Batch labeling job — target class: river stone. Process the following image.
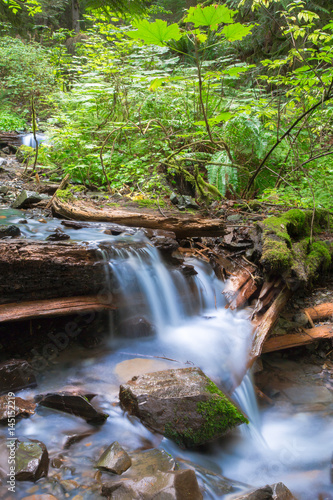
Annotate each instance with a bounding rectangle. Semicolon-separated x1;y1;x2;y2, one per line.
0;359;37;395
0;395;36;422
22;496;59;500
96;441;131;475
234;482;297;500
101;468;202;499
11;190;42;209
35;392;108;424
119;367;248;448
129;448;175;476
0;224;20;238
16;439;49;482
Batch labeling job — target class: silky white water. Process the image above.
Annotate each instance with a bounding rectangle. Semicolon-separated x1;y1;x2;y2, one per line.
0;209;332;499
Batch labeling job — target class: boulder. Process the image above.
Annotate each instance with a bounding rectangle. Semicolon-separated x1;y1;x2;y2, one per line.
11;190;43;209
16;439;49;482
35;392;108;424
0;359;36;395
101;468;203;499
234;482;297;500
0;225;21;238
96;441;131;475
0;395;36;422
119;367;248;448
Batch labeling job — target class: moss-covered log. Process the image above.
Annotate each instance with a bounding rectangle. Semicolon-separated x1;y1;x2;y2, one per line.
258;209;332;286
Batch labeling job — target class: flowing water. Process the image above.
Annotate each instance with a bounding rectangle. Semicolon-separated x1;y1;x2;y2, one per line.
0;209;332;499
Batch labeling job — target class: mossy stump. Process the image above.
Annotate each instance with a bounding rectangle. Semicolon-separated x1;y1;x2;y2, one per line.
119;367;248;448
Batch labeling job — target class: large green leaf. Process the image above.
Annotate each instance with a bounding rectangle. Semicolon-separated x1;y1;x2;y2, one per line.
184;5;235;30
221;23;253;42
128;19;182;47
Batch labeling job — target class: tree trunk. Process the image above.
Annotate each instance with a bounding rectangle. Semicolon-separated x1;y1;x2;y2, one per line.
72;0;80;33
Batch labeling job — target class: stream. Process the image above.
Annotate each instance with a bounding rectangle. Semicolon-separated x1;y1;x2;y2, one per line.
0;209;332;499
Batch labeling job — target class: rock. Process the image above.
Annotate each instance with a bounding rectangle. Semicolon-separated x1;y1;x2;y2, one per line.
0;224;21;238
150;235;179;254
0;359;37;395
96;441;131;475
16;439;49;482
63;428;96;449
22;496;59;500
129;448;175;476
0;185;9;194
119;367;248;448
46;228;70;241
101;468;202;499
0;395;36;422
227;214;242;223
11;190;42;209
234;482;297;500
35;392;108;424
170;192;179;205
120;316;156;338
182;195;199;209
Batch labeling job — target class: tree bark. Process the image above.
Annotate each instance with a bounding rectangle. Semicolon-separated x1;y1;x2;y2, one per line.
72;0;80;33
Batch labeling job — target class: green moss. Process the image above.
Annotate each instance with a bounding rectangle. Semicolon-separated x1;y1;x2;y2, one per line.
261;239;294;272
306;241;331;278
56;189;74;202
164;381;248;448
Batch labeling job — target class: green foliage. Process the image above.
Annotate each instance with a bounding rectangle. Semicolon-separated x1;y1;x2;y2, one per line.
0;35;56;115
0;108;26;131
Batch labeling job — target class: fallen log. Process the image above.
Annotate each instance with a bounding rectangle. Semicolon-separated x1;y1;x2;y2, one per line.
0;239;107;304
250;287;293;360
0;296;116;323
303;302;333;321
262;325;333;353
52;197;225;238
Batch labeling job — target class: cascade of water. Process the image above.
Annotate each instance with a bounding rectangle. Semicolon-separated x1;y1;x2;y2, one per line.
20;132;46;148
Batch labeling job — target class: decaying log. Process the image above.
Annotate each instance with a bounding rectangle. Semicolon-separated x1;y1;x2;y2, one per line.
303;302;333;321
262;325;333;353
0;296;116;323
229;277;258;310
0;132;21;149
52;197;225;238
250;287;293;360
0;239;107;304
223;266;256;304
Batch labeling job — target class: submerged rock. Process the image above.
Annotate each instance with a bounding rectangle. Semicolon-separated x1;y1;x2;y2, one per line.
0;395;36;422
234;482;297;499
129;448;175;476
0;359;36;395
119;367;248;448
120;316;156;338
0;224;21;238
16;439;49;482
35;392;108;424
11;190;43;209
101;468;203;499
96;441;131;475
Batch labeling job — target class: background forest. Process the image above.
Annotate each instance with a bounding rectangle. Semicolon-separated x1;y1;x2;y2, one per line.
1;0;333;209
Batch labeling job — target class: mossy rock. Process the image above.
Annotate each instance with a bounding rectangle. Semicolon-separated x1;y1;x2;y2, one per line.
259;209;332;283
119;367;247;448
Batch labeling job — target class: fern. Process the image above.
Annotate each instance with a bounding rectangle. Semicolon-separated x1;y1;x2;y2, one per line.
206;151;238;196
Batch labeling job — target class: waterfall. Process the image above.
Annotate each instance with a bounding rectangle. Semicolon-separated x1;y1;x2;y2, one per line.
20;132;46;148
99;238;256;414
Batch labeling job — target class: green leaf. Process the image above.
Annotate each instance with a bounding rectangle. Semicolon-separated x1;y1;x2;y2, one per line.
127;19;182;47
184;5;235;30
221;23;253;42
